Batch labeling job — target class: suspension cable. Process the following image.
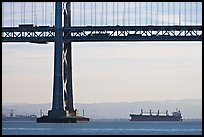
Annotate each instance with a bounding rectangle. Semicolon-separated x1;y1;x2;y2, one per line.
95;2;96;26
190;2;192;25
12;2;15;26
53;2;54;26
24;2;25;24
135;2;136;26
42;2;44;25
21;3;23;24
196;2;198;26
146;2;147;26
2;2;4;26
80;2;82;26
106;2;107;25
156;2;158;26
123;2;125;26
10;2;12;26
168;2;169;26
84;2;85;26
31;2;33;24
72;2;74;26
128;2;130;26
162;2;163;26
184;2;186;26
51;11;52;26
117;2;118;25
45;2;47;25
113;2;114;25
179;2;181;25
91;2;92;25
102;2;104;25
34;2;37;25
13;2;15;26
139;2;141;26
173;2;175;26
150;2;152;25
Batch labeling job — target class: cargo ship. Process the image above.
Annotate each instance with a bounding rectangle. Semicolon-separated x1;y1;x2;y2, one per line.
130;109;182;121
2;110;37;121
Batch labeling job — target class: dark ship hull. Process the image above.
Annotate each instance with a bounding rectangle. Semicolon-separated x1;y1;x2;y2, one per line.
130;114;182;121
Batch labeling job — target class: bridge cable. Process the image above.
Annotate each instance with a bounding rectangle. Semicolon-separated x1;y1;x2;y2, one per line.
113;2;114;25
102;2;104;26
95;2;96;26
150;2;152;25
91;2;92;25
156;2;158;26
146;2;147;26
117;2;118;25
11;2;13;26
196;2;198;34
184;2;186;26
84;2;85;26
72;2;74;26
34;2;37;25
139;2;141;26
53;2;55;26
42;2;44;25
50;3;52;26
135;2;136;26
179;2;181;25
45;2;47;25
106;2;107;25
2;2;4;26
51;3;53;26
31;2;33;24
123;2;125;26
155;2;157;26
24;2;26;24
168;2;170;26
173;2;175;26
128;2;130;26
13;2;15;26
196;2;198;26
162;2;163;26
184;2;186;35
80;2;82;26
190;2;192;26
10;2;12;26
21;3;23;24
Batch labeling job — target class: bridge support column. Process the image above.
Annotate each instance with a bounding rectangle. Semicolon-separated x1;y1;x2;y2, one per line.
63;2;75;116
48;2;66;118
63;42;75;115
37;2;89;123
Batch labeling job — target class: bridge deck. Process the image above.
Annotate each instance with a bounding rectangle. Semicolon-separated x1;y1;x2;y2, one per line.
2;26;202;43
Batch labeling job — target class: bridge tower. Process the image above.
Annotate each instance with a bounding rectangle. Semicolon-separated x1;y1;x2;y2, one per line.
37;2;89;123
47;2;66;118
63;2;75;116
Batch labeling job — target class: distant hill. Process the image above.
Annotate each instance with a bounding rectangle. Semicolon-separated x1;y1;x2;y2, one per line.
2;99;201;119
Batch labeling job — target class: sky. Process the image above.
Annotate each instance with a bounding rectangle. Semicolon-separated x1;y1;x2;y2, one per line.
2;2;202;104
2;41;202;104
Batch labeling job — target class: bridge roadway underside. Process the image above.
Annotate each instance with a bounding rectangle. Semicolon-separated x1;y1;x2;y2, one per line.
2;26;202;43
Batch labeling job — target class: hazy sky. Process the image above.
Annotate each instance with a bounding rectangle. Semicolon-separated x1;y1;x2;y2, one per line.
2;2;202;27
2;2;202;104
2;42;202;104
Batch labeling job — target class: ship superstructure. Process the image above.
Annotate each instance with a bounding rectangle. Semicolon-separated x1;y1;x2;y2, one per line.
130;109;182;121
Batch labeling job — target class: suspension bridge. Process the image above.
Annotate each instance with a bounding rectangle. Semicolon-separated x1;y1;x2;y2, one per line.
2;2;202;123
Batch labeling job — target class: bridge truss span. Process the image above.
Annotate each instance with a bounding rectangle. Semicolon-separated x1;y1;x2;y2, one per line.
66;26;202;42
2;26;202;43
